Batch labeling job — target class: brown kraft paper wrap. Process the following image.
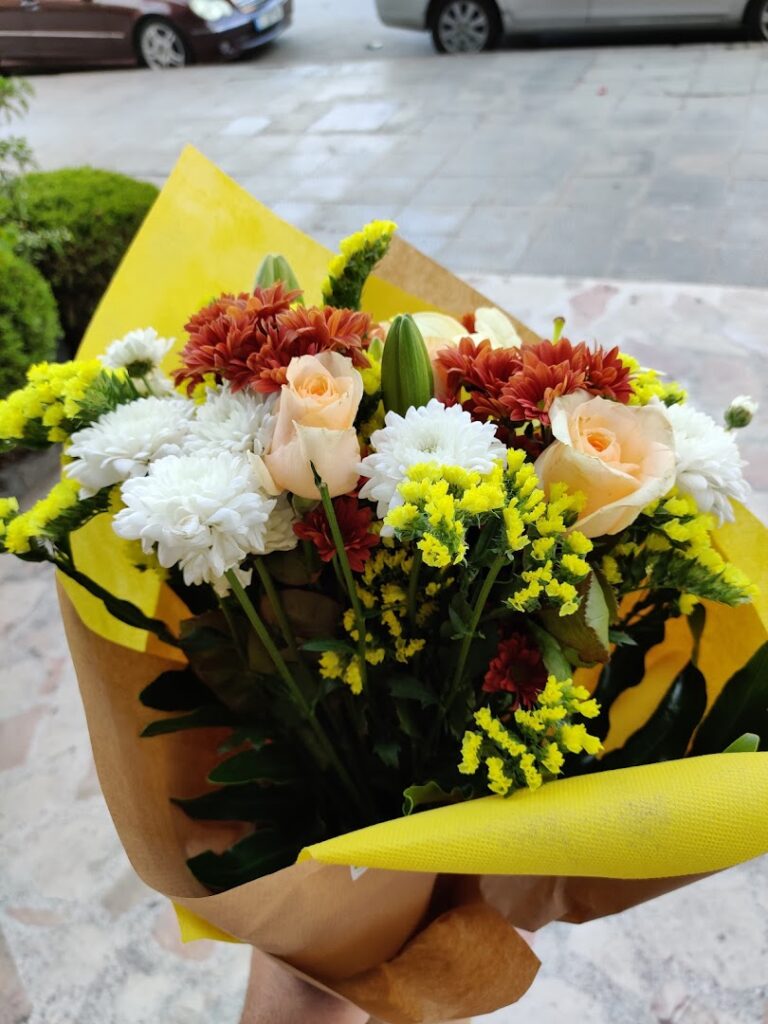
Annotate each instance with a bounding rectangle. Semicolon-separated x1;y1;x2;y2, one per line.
58;585;710;1023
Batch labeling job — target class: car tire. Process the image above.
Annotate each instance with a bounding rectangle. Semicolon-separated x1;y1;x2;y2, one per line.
136;17;190;69
745;0;768;39
430;0;502;54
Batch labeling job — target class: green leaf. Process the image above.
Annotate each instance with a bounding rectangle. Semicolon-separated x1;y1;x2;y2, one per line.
275;589;342;640
599;661;708;770
538;572;611;666
139;668;214;712
388;675;437;708
608;629;637;647
265;549;312;585
186;829;299;890
56;559;179;647
217;728;270;755
141;706;236;737
527;621;572;680
207;746;298;786
724;733;761;754
173;784;302;823
690;642;768;756
687;603;707;664
402;780;469;816
593;567;620;625
179;612;265;717
396;702;423;740
373;739;400;769
301;638;355;654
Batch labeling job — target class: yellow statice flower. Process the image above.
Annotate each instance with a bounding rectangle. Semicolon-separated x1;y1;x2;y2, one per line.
603;488;756;607
620;353;687;407
0;359;124;447
321;220;397;307
3;478;82;554
459;675;602;797
0;496;19;546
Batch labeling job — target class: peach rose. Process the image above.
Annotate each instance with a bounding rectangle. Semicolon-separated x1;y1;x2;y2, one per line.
534;392;676;537
264;351;363;499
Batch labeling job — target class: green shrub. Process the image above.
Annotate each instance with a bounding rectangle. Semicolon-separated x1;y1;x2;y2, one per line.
0;248;60;397
19;167;158;349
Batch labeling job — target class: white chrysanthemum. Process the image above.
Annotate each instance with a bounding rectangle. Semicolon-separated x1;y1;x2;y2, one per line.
66;396;194;496
665;401;750;523
101;328;174;374
358;399;506;523
186;385;277;457
263;495;299;554
113;452;276;588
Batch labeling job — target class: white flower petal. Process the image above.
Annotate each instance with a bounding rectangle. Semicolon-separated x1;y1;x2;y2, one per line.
666;402;750;524
358;398;506;520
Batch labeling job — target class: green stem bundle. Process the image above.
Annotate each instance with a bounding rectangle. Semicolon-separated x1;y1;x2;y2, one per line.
225;569;367;819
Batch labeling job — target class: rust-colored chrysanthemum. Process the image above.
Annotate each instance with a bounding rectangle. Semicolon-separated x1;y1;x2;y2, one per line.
501;344;587;425
584;345;632;404
294;494;379;573
174;286;373;395
482;631;547;709
278;307;372;370
434;338;523;421
501;337;632;424
174;283;300;394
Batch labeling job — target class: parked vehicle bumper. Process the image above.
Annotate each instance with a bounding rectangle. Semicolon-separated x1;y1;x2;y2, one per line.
187;0;292;60
374;0;427;30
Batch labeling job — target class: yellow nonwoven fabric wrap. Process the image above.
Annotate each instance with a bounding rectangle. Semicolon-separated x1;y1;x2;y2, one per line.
299;753;768;879
62;145;434;650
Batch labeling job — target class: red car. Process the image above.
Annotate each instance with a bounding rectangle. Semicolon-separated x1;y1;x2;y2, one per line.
0;0;292;69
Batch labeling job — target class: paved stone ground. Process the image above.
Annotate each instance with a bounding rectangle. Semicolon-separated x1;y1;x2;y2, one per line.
14;32;768;286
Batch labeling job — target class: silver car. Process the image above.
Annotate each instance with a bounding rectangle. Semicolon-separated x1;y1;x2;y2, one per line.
375;0;768;52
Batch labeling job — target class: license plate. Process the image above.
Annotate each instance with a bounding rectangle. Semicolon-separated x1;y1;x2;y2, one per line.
255;3;283;30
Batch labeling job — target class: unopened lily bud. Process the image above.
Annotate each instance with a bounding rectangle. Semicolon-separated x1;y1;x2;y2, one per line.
254;254;302;300
725;395;758;430
381;315;434;417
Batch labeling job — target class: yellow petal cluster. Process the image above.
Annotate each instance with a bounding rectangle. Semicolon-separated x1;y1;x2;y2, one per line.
459;676;602;796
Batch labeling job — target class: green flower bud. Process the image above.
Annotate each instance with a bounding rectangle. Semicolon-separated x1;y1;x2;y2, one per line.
724;395;758;430
254;254;303;301
381;314;435;417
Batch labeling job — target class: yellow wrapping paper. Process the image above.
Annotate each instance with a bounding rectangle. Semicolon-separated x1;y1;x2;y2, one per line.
58;147;768;1021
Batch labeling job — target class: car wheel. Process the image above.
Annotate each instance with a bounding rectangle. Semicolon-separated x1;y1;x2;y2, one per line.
431;0;502;54
136;18;189;69
745;0;768;39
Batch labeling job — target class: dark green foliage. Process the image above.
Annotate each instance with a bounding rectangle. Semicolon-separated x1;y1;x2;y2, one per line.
18;167;158;348
0;248;60;397
691;642;768;756
186;828;300;891
598;661;708;770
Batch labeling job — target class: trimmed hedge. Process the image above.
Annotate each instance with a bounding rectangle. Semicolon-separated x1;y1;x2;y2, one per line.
20;167;158;349
0;248;60;397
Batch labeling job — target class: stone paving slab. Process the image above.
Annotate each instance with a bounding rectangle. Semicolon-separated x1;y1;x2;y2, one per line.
0;275;765;1024
11;39;768;287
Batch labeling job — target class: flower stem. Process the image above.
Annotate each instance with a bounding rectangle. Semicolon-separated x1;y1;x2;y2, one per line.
217;595;247;665
444;551;508;719
407;547;423;628
253;557;304;668
317;482;368;691
224;569;367;817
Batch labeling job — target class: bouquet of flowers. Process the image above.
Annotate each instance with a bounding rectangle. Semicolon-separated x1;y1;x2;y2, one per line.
2;148;766;1023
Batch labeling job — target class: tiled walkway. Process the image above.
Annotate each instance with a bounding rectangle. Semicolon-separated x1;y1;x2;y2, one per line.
1;275;765;1024
18;40;768;287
